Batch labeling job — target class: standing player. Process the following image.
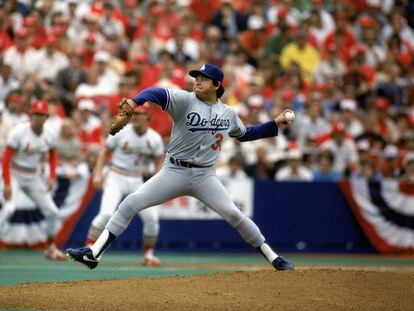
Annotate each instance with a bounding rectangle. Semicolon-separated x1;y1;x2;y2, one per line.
0;100;65;260
67;63;295;270
88;103;164;266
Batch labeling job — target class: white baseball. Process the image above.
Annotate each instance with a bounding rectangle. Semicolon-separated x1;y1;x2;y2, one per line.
284;111;295;122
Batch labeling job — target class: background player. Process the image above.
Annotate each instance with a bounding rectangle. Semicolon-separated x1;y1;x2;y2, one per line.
0;100;65;260
88;103;164;266
67;63;295;271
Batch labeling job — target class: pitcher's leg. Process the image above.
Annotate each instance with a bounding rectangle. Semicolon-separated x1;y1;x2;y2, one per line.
193;175;294;270
91;166;188;258
88;177;123;244
193;175;264;247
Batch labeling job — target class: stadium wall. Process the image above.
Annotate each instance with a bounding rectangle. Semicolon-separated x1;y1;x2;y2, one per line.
64;180;375;253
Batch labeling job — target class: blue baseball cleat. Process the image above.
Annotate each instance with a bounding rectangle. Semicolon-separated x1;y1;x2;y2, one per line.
66;247;99;270
272;256;295;271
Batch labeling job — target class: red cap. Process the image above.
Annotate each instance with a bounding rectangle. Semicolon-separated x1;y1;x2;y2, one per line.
85;32;96;43
327;43;338;53
52;26;66;36
134;52;149;63
24;17;38;27
134;103;151;113
31;100;49;115
359;16;376;27
125;0;137;8
278;7;288;19
45;34;57;45
331;123;346;133
282;89;295;101
15;27;30;37
374;97;389;110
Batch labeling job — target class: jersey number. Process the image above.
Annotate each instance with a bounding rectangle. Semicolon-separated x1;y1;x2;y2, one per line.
211;134;223;151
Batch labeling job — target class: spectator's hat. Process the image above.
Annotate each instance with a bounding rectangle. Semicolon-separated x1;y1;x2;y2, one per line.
134;52;149;63
247;95;263;108
31;100;49;115
45;34;57;45
78;99;95;111
359;15;376;27
94;50;111;63
331;122;346;134
247;15;264;30
374;97;389;110
24;17;38;27
124;0;137;8
134;103;151;114
189;63;225;98
340;99;357;111
286;149;302;160
15;27;29;38
282;89;295;102
383;144;398;159
278;7;288;19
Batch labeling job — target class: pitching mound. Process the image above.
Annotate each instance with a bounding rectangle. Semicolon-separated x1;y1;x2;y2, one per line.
0;269;412;310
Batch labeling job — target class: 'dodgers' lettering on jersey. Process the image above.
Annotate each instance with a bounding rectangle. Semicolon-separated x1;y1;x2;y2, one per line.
185;112;229;134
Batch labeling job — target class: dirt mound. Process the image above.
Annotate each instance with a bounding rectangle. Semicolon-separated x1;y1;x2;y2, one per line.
0;269;412;311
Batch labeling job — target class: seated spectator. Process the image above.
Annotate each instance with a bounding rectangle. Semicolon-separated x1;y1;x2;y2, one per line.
321;123;359;176
275;149;313;181
312;150;342;181
216;155;248;185
339;99;364;138
352;158;382;181
400;156;414;183
0;61;19;102
245;144;278;180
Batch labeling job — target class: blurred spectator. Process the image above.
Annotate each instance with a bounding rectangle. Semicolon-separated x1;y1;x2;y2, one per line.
264;9;292;57
338;99;364;137
245;143;278;180
381;144;401;178
353;158;382;181
55;52;88;115
295;101;330;147
0;61;19;102
372;97;398;144
75;98;103;150
313;43;346;84
189;0;220;25
266;1;302;27
275;149;313;181
211;0;247;42
55;118;82;165
321;123;358;176
239;15;267;63
35;35;69;88
2;28;41;81
216;155;248;184
400;156;414;182
165;25;199;65
312;150;342;181
280;29;320;83
99;2;125;40
376;60;406;107
3;89;28;126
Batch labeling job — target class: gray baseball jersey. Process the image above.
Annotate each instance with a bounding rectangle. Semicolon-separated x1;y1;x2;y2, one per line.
165;89;246;166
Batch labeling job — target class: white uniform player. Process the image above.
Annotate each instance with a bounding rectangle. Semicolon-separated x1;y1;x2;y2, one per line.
88;104;164;266
0;100;65;260
67;63;295;271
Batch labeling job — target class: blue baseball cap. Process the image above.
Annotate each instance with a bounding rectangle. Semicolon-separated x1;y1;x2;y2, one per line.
189;63;225;98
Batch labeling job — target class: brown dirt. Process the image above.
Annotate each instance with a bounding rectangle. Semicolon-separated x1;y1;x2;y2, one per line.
0;269;413;311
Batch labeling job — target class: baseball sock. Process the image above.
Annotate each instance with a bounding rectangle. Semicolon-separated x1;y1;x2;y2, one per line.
257;243;278;263
90;229;116;258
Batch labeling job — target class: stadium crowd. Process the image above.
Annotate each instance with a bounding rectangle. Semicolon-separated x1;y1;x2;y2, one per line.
0;0;414;182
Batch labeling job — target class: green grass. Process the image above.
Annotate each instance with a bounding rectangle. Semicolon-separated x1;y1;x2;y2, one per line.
0;250;412;286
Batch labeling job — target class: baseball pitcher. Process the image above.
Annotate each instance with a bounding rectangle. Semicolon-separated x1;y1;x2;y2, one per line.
67;63;295;270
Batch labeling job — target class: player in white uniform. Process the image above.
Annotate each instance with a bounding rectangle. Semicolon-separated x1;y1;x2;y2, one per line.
0;100;66;260
87;103;164;266
67;63;295;270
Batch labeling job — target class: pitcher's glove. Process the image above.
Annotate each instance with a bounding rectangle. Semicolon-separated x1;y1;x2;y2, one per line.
109;98;135;135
